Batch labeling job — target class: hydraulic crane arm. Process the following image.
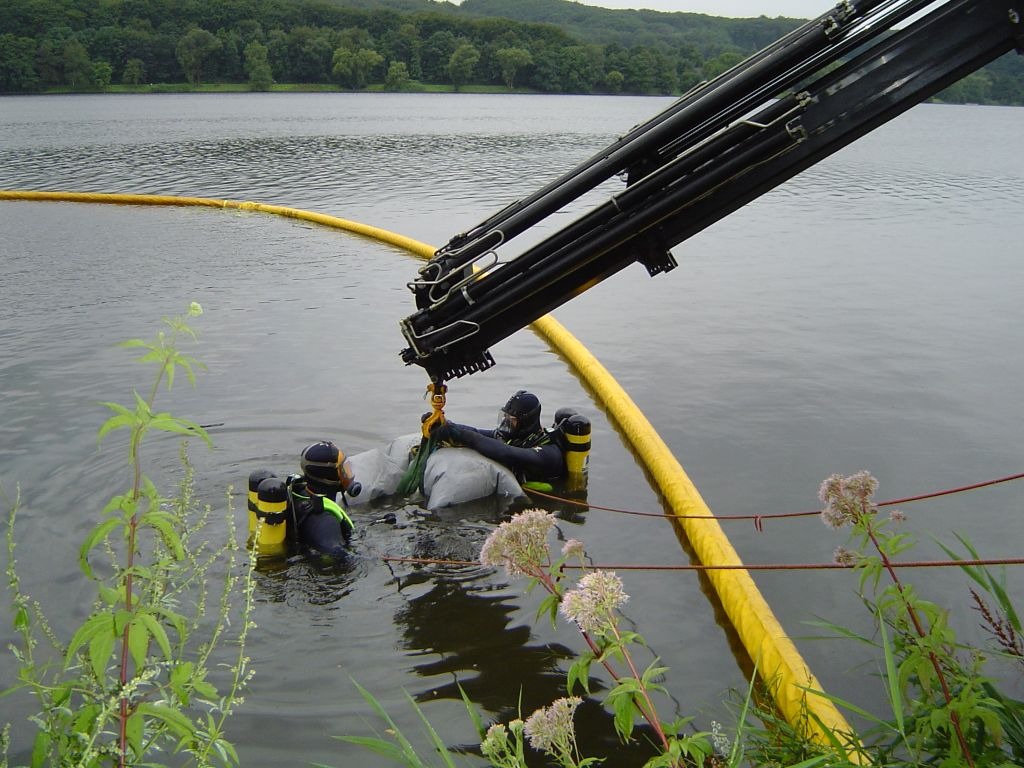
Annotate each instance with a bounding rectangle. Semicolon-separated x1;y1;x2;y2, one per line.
399;0;1023;384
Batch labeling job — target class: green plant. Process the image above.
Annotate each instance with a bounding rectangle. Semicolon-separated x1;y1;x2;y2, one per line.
3;303;256;767
816;472;1015;768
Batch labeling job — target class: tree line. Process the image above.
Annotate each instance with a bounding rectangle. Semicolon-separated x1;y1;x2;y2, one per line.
0;0;1020;104
0;0;723;94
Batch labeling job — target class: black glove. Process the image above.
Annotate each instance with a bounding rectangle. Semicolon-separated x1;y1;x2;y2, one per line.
434;421;461;444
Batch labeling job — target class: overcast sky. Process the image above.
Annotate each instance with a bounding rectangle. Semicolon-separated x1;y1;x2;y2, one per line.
570;0;828;18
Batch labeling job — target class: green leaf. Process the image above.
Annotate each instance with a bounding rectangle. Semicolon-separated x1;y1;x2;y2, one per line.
117;338;150;349
407;689;457;768
79;517;122;579
567;655;592;695
127;617;151;669
114;609;134;634
335;735;409;763
536;593;560;628
171;661;194;705
88;622;116;679
458;682;485;739
193;679;218;700
136;702;196;739
138;610;172;660
149;413;212;447
30;729;51;768
142;511;186;560
65;612;114;667
97;402;135;443
126;708;145;759
612;692;636;742
879;616;905;735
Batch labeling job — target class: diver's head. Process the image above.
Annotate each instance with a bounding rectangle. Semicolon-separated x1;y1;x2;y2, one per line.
495;390;542;444
300;440;359;496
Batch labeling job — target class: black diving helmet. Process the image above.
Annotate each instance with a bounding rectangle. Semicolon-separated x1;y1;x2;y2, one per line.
495;390;542;444
300;440;360;496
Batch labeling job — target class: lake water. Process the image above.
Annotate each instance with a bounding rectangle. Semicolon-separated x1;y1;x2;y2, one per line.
1;93;1023;764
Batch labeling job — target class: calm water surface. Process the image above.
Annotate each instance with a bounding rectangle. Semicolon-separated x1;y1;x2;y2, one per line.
1;93;1023;764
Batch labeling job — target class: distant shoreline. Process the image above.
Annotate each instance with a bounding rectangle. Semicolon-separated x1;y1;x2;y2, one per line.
6;84;1017;107
4;83;569;96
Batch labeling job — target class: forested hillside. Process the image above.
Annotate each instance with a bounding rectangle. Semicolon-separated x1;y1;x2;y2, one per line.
0;0;1020;103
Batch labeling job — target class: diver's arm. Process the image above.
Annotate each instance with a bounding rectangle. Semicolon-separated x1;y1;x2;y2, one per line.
447;424;563;480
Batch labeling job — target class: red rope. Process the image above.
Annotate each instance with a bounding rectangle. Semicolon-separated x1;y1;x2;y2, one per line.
380;555;1024;572
526;471;1024;525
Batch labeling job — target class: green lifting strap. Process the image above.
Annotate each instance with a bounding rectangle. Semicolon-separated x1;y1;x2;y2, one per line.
397;431;440;496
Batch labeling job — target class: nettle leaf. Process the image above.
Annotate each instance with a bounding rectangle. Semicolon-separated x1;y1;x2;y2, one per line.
612;693;636;742
125;708;145;759
97;402;136;443
73;703;101;733
88;624;116;679
141;511;185;561
103;492;136;519
65;613;114;667
30;729;51;768
117;338;150;350
193;677;219;701
137;611;172;660
136;702;197;739
98;585;122;606
149;413;212;447
127;617;151;668
114;609;134;635
567;655;593;694
536;593;560;628
153;606;187;639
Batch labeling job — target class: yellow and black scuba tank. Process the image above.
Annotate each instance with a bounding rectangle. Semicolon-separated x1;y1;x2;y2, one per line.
553;407;591;488
247;469;290;557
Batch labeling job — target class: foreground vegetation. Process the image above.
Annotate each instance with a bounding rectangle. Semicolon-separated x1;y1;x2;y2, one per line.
2;0;1021;103
2;305;256;766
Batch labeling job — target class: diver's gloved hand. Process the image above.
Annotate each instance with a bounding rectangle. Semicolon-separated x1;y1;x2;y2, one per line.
433;421;462;444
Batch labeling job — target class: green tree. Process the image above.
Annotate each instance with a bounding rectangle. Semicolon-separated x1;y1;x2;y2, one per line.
384;60;411;90
91;59;112;89
421;29;456;83
62;39;93;88
703;49;744;80
331;46;355;86
176;27;221;86
604;68;624;93
122;56;145;85
494;46;532;90
384;22;422;80
34;39;62;86
353;47;383;89
0;33;38;91
286;25;332;82
448;41;479;91
244;40;273;90
332;45;382;89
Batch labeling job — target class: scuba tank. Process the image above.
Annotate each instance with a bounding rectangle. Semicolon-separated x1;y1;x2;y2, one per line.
247;469;289;557
553;408;592;490
247;468;275;539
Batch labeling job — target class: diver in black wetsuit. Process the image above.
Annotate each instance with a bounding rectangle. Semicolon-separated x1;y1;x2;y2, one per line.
288;441;361;557
433;391;566;483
